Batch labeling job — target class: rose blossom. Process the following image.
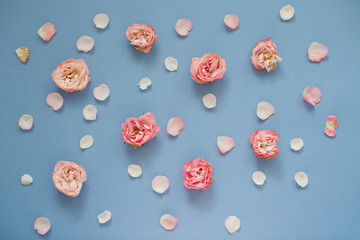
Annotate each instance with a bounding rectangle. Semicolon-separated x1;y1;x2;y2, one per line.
52;161;87;197
125;24;157;53
250;130;280;159
121;112;160;147
190;53;226;84
51;59;90;92
251;38;282;72
183;158;213;189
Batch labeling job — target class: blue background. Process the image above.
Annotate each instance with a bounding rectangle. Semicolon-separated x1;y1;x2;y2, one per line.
0;0;359;239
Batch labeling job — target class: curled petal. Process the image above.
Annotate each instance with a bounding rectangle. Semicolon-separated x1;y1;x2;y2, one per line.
46;92;63;111
280;5;295;21
256;101;274;120
167;117;185;136
83;104;97;121
225;216;241;234
224;14;239;29
18;114;33;130
217;136;235;154
38;23;56;42
34;217;51;235
93;13;109;29
175;19;192;36
202;93;216;109
77;36;94;53
128;164;142;178
295;172;308;188
80;135;94;149
21;174;33;185
138;77;152;90
93;84;110;101
152;176;169;194
160;214;178;231
325;115;338;137
302;86;321;106
164;57;178;71
15;47;30;62
290;138;304;151
98;210;111;224
308;42;328;62
252;171;266;186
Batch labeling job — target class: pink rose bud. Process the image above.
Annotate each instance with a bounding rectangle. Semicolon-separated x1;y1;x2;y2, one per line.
250;130;280;159
125;24;157;53
190;53;226;84
251;38;282;72
183;158;213;189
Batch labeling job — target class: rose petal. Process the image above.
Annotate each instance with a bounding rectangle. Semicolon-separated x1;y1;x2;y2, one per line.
80;135;94;149
38;23;56;42
217;136;235;154
152;176;169;194
93;84;110;101
225;216;241;234
295;172;308;188
280;4;295;21
325;115;338;137
224;14;239;29
308;42;328;62
138;77;152;90
15;47;30;63
34;217;51;235
175;19;192;36
202;93;216;109
290;138;304;151
164;57;178;71
46;92;63;111
21;174;33;185
128;164;142;178
18;114;33;130
256;101;275;120
93;13;109;29
302;86;321;106
83;104;97;121
76;36;94;53
167;117;185;136
160;214;178;231
98;210;111;224
252;171;266;186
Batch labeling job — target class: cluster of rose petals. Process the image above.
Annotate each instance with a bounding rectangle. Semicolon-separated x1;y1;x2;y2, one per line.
302;86;321;106
52;161;87;197
217;136;235;154
18;114;33;130
324;115;338;137
250;130;280;159
125;24;157;53
190;53;226;84
38;23;56;42
121;112;160;147
251;38;282;72
183;158;213;189
308;42;328;62
160;214;178;231
76;36;94;53
52;59;90;92
224;14;239;29
175;18;192;36
167;117;185;136
34;217;51;235
15;47;30;62
93;13;109;29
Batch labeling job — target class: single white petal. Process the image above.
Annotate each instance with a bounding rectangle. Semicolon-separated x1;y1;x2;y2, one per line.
252;171;266;186
18;114;33;130
257;101;275;120
83;104;97;120
98;210;112;224
225;216;241;234
152;176;169;194
138;77;152;90
46;92;63;111
21;174;33;185
128;164;142;178
217;136;235;154
164;57;178;71
76;36;94;53
160;214;178;230
280;4;295;21
295;172;308;188
202;93;216;109
93;84;110;101
34;217;51;235
93;13;109;29
290;138;304;151
80;135;94;149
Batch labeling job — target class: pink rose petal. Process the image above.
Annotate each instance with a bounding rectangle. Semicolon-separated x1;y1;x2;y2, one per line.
175;19;192;36
18;114;33;130
325;115;338;137
46;92;63;111
152;176;169;194
80;135;94;149
167;117;185;136
280;5;295;21
160;214;178;231
217;136;235;154
257;101;275;120
93;84;110;101
308;42;328;62
15;47;30;63
77;36;94;53
93;13;109;29
302;86;321;106
202;93;216;109
225;216;241;234
83;104;97;121
224;14;239;29
34;217;51;235
38;23;56;42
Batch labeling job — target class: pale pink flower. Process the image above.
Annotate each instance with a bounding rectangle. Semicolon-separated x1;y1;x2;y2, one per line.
190;53;226;84
250;130;280;159
251;38;282;72
183;158;213;189
125;24;157;53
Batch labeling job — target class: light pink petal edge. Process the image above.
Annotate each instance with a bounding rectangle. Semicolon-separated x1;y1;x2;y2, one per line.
217;136;235;154
302;86;321;106
325;115;338;137
308;42;328;62
224;14;239;29
46;92;63;111
175;19;192;36
160;214;178;231
38;23;56;42
167;117;185;136
257;101;275;120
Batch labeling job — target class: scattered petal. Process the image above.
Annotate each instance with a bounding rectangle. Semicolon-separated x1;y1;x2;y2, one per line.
164;57;178;71
308;42;328;62
325;115;338;137
152;176;169;194
138;77;152;90
160;214;178;231
38;23;56;42
224;14;239;29
202;93;216;109
80;135;94;149
295;172;308;188
15;47;30;62
98;210;111;224
46;92;63;111
93;84;110;101
225;216;241;234
93;13;109;29
256;101;275;120
34;217;51;235
280;5;295;21
77;36;94;53
302;86;321;106
83;104;97;121
217;136;235;154
290;138;304;151
252;171;266;186
18;114;33;130
175;19;192;36
167;117;185;136
21;174;33;185
128;164;142;178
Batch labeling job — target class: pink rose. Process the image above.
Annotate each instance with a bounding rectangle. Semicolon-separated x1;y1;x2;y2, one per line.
251;38;282;72
125;24;157;53
190;53;226;84
121;112;160;147
183;158;213;189
250;130;280;159
51;59;90;93
52;161;87;197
